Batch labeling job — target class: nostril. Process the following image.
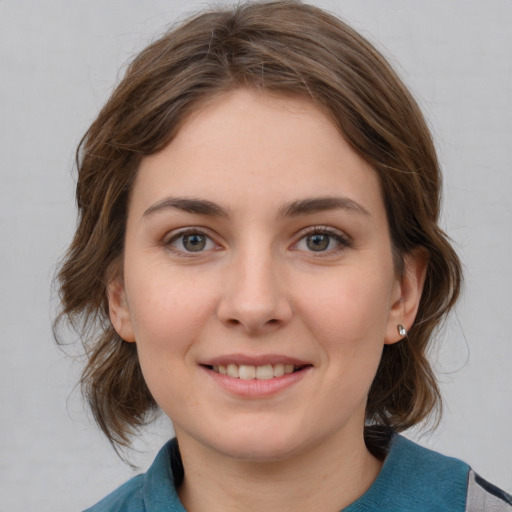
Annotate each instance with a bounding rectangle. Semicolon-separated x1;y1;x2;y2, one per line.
223;316;280;331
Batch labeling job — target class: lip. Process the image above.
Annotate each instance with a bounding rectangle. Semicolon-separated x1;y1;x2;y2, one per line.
201;353;311;367
200;354;312;398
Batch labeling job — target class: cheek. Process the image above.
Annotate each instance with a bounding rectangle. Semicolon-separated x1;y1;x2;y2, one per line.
295;267;395;398
125;267;216;356
125;282;208;407
299;268;394;344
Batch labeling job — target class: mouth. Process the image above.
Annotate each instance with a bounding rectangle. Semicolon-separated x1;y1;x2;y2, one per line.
202;363;311;380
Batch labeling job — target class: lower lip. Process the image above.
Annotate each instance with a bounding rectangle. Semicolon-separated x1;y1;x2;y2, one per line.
204;366;311;398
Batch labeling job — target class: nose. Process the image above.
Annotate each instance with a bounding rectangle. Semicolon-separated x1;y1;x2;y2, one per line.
216;245;293;334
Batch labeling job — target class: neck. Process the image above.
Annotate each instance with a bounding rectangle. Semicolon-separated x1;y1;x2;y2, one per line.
176;428;382;512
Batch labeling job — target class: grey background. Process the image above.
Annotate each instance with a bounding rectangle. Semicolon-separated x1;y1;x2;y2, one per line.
1;1;511;510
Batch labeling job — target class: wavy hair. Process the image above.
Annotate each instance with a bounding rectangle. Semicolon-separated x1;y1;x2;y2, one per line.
55;0;462;451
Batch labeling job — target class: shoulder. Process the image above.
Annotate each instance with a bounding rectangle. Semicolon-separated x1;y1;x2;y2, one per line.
83;475;145;512
83;439;186;512
345;434;512;511
390;436;512;511
466;469;512;512
377;435;471;510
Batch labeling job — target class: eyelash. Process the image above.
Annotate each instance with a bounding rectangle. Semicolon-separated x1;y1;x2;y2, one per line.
292;226;351;255
162;225;351;256
163;228;220;257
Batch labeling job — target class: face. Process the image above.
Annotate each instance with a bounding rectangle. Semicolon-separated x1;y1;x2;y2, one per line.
109;89;424;463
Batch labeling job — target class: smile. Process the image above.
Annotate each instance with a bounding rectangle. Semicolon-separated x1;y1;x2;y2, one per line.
201;357;312;397
207;363;307;380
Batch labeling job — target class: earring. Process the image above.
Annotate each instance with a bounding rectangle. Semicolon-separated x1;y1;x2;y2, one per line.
397;324;407;337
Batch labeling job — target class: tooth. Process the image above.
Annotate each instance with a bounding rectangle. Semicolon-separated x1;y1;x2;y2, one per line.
273;364;284;377
256;364;274;380
239;365;256;380
219;363;300;379
227;364;239;378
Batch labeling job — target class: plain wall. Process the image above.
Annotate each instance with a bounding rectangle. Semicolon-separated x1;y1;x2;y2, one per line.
1;1;511;510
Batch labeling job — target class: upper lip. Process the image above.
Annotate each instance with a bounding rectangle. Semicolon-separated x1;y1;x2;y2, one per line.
200;354;312;367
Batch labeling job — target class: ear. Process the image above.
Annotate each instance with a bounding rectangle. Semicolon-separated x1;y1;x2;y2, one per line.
385;249;428;344
107;277;136;343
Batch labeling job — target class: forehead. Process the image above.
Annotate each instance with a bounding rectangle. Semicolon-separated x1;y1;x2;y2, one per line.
131;89;383;218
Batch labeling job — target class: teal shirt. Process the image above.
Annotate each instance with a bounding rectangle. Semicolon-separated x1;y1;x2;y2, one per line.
84;435;512;511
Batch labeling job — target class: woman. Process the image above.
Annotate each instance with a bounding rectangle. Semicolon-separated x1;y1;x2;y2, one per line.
55;1;512;510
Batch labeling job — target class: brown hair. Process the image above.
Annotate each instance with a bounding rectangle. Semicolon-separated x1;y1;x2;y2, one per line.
55;0;462;451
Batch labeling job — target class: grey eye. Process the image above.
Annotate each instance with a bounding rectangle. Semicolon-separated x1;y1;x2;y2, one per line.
167;230;218;255
293;228;350;255
306;234;330;251
182;234;207;251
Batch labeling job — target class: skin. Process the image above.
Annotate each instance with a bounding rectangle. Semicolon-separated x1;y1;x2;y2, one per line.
108;89;426;512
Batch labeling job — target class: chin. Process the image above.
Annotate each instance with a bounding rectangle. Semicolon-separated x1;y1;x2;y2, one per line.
182;420;309;463
215;436;303;463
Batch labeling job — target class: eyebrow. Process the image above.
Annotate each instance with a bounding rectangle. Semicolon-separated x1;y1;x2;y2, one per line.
142;195;370;219
279;196;371;218
143;197;230;218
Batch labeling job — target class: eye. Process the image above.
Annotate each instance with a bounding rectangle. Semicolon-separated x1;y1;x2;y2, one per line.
305;233;331;251
293;227;350;254
166;229;218;254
